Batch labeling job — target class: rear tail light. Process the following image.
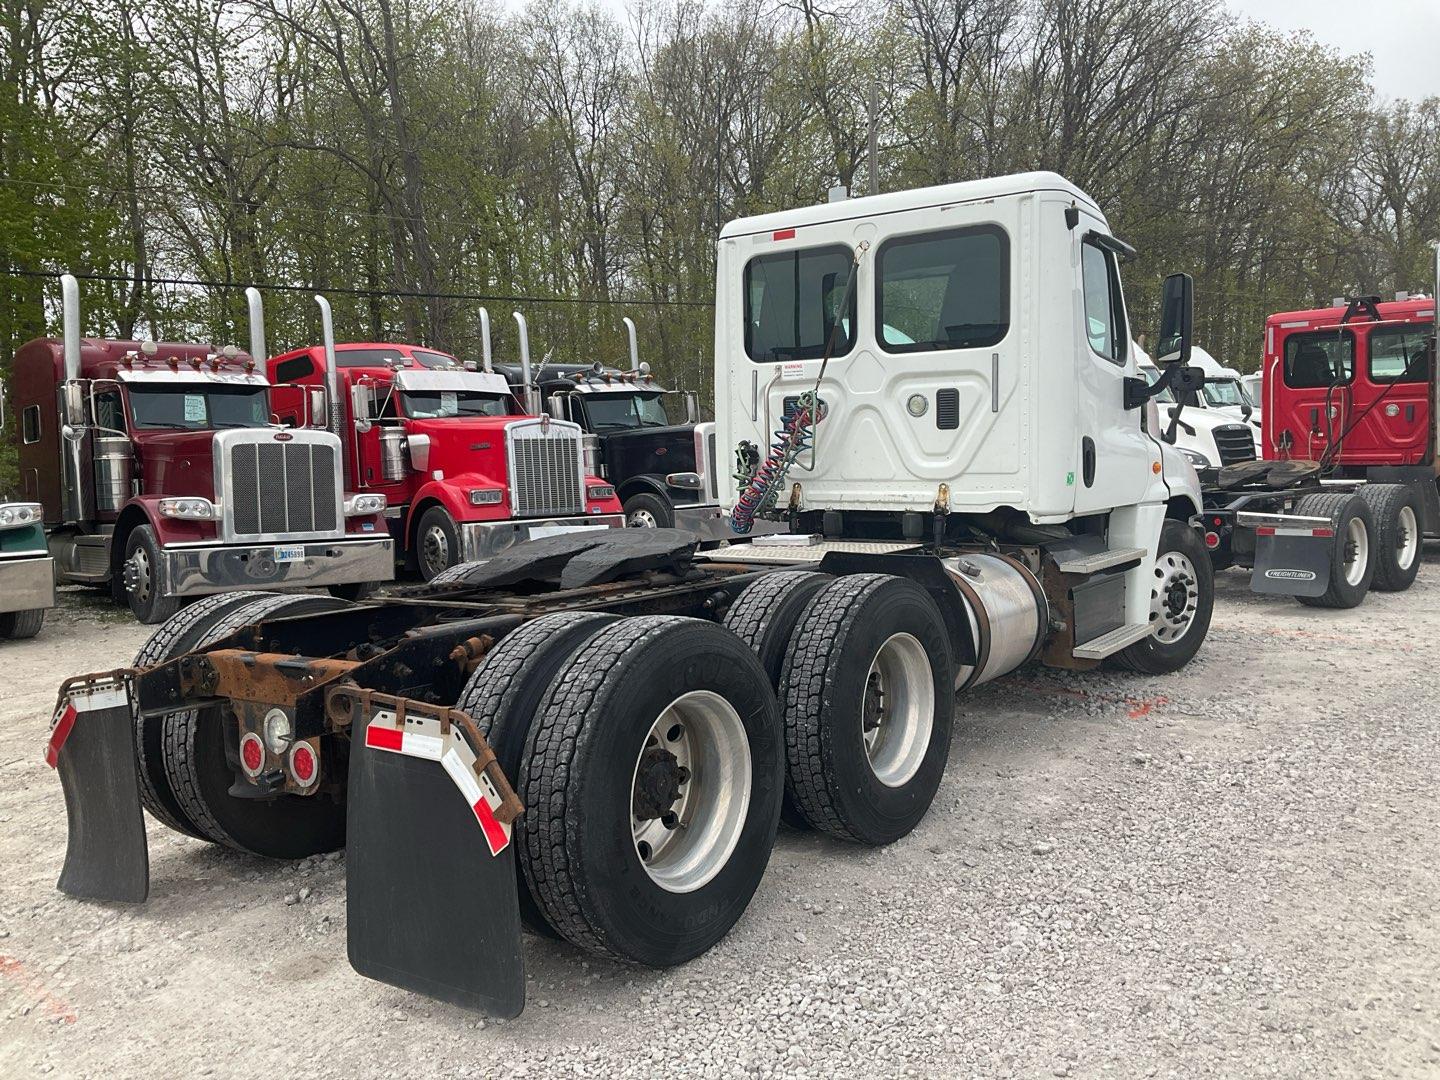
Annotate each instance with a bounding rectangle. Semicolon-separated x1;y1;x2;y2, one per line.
289;741;320;789
1204;532;1220;549
239;732;265;778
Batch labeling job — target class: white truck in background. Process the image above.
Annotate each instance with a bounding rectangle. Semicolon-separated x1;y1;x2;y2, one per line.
1138;347;1257;473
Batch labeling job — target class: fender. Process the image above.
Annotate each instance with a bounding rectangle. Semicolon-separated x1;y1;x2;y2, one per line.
616;474;671;504
113;496;216;563
404;474;512;539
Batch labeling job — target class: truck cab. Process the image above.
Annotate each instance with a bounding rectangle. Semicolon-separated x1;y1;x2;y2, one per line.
9;279;393;622
268;318;623;580
496;320;726;539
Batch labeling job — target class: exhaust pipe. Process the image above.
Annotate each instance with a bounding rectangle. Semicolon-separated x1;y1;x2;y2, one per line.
623;316;639;371
315;294;344;442
245;287;266;363
478;307;493;373
61;274;81;383
512;312;539;414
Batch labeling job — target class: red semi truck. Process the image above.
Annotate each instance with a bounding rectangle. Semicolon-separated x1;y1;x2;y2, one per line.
7;277;393;622
267;305;623;579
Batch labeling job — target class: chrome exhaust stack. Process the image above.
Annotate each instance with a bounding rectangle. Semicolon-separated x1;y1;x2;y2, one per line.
512;312;540;414
623;316;639;371
479;307;493;373
245;287;266;364
315;294;343;442
61;274;82;383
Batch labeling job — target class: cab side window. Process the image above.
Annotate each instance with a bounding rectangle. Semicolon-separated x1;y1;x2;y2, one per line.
94;389;125;431
1081;239;1127;364
21;405;41;444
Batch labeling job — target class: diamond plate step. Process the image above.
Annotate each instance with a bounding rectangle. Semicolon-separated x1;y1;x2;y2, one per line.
1072;622;1153;660
1055;547;1146;575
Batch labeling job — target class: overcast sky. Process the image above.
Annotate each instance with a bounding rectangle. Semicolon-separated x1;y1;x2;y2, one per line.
1226;0;1440;101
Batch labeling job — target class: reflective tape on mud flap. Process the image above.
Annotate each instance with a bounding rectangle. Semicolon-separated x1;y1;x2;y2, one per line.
44;685;128;769
364;711;512;856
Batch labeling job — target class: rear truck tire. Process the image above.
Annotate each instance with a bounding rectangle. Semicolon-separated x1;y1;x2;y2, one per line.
1292;492;1376;608
722;570;833;830
624;491;675;529
454;610;621;936
0;607;45;639
328;580;378;602
416;505;463;581
778;574;955;846
1114;520;1215;675
122;525;183;624
131;590;281;840
518;616;783;966
1358;483;1422;592
161;593;352;857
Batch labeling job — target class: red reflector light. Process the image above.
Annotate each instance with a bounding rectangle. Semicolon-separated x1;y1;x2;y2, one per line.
1212;517;1223;527
289;742;319;788
1204;532;1219;549
1256;526;1275;536
239;732;265;777
772;228;796;241
1312;527;1334;538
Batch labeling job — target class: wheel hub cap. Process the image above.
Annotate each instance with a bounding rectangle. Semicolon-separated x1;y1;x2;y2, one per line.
628;510;657;528
1149;551;1198;643
632;745;688;822
861;633;934;788
126;548;151;601
423;526;450;573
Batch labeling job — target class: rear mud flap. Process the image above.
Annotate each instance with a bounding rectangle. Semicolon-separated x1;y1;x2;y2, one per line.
1250;533;1332;597
45;676;149;904
340;690;526;1017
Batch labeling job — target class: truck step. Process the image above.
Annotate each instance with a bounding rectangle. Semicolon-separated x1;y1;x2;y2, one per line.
698;540;922;565
1055;547;1146;575
1071;622;1153;660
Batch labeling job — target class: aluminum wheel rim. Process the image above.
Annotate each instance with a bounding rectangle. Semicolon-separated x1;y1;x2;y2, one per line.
861;633;934;788
1150;551;1199;643
1343;516;1369;587
1396;505;1419;570
129;546;152;603
630;690;751;894
421;524;451;577
627;509;658;528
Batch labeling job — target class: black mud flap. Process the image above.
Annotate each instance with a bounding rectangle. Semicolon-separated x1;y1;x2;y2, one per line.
342;690;526;1017
45;675;149;904
1250;531;1332;597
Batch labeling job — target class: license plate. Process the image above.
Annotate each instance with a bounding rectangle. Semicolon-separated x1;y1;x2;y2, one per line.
274;545;307;564
528;525;593;541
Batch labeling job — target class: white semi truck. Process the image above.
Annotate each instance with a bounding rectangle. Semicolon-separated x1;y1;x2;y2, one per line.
44;171;1213;1018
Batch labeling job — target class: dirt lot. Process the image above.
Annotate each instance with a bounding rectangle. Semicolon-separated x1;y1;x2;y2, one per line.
3;559;1439;1079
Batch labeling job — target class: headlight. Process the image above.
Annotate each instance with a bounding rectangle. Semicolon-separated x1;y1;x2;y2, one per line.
157;498;216;520
468;488;504;506
344;493;388;516
1178;448;1211;469
587;483;617;500
0;502;42;529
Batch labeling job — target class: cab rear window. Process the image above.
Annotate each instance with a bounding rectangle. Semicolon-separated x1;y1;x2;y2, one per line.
1282;330;1354;388
743;245;856;362
1368;323;1431;383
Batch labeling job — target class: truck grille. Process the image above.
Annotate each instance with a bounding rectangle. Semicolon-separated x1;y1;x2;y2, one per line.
508;420;584;518
226;438;340;538
1213;424;1257;466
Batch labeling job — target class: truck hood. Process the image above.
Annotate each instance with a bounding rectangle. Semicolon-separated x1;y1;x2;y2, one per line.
404;417;514;479
132;429;220;498
599;425;697;476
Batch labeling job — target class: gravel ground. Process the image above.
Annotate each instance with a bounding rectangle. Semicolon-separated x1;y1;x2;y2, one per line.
2;560;1439;1079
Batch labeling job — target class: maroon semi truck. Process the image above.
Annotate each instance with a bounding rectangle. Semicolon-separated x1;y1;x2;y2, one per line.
267;304;624;579
8;277;393;622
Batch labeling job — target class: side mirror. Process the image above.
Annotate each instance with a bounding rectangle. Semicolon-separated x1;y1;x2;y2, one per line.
351;383;376;425
308;386;327;429
1155;273;1193;366
682;391;699;425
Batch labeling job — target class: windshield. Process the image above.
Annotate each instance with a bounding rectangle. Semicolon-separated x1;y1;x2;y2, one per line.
401;390;509;420
128;384;269;430
584;393;671;431
1201;378;1249;408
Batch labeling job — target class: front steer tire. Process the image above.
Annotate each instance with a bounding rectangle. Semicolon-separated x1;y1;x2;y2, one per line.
0;607;45;639
161;592;352;857
122;525;183;625
1114;519;1214;675
1292;492;1376;608
416;505;463;581
779;574;955;846
518;616;783;967
623;491;675;529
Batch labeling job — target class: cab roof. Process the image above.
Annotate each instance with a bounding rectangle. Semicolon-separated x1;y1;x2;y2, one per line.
719;171;1103;240
1265;296;1435;328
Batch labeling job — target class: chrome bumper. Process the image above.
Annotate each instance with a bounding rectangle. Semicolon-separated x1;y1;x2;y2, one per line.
459;514;624;562
159;538;395;597
0;556;56;614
